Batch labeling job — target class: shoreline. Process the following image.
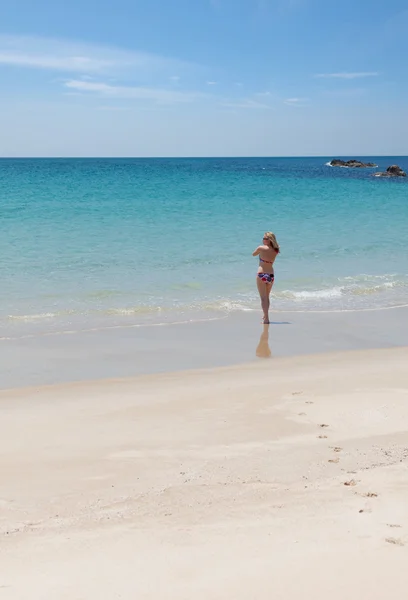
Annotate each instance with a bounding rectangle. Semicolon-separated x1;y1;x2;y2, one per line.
1;304;407;390
3;286;408;338
1;346;408;599
1;344;407;396
3;299;408;341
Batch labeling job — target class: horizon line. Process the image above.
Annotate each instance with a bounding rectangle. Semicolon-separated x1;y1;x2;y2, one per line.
1;154;407;159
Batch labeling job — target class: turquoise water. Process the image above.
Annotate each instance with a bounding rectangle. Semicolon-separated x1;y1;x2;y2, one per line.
1;157;408;337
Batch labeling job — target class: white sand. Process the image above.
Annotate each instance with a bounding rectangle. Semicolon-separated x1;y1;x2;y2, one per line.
1;348;408;599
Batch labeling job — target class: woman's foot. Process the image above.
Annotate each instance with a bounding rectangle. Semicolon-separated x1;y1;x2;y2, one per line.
262;317;270;325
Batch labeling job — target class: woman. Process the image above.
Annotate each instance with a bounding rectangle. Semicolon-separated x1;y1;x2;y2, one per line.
252;232;280;324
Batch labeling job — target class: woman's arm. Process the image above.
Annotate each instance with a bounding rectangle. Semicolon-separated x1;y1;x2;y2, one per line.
252;246;262;257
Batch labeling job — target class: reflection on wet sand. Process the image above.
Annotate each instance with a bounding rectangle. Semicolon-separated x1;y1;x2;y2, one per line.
256;324;272;358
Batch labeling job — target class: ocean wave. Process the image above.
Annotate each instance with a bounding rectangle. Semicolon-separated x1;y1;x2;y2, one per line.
206;301;255;312
278;287;343;300
342;274;398;282
8;312;58;321
349;282;399;296
103;306;163;316
4;275;408;329
274;277;407;302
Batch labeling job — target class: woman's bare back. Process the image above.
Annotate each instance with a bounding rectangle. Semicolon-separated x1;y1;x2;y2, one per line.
255;245;277;273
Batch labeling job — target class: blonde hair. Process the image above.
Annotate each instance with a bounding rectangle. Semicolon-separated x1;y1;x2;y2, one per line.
264;232;280;253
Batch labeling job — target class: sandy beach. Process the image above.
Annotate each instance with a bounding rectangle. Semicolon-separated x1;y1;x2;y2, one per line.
1;346;408;599
2;0;408;595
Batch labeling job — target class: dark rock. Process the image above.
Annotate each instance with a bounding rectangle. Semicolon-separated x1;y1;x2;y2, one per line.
329;159;378;168
387;165;406;176
373;165;407;178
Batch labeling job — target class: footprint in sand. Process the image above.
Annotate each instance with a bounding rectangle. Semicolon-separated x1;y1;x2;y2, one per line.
387;524;402;529
319;424;329;428
329;458;340;464
363;492;378;498
317;435;328;439
386;538;405;546
344;479;357;487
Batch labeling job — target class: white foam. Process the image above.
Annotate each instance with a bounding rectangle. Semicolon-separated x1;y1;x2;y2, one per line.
282;287;343;301
105;306;162;316
342;273;399;282
8;313;56;321
216;301;255;312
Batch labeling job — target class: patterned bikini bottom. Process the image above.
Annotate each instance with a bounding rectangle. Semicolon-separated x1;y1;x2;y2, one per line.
257;272;275;284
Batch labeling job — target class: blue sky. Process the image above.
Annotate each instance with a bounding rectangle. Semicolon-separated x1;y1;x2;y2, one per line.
1;0;407;156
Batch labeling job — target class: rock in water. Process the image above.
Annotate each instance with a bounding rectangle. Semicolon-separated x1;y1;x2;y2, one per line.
373;165;407;178
386;165;406;176
329;159;377;168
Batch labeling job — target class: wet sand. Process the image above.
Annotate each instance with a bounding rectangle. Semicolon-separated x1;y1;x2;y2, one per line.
1;305;407;389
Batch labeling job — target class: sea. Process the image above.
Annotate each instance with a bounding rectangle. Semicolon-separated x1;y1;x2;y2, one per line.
1;157;408;339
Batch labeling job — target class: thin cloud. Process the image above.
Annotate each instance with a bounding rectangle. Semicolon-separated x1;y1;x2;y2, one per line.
0;35;192;76
0;51;112;72
206;81;217;85
285;97;309;106
64;79;205;104
315;72;379;80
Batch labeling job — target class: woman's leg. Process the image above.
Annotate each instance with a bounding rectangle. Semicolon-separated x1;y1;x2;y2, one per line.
264;282;273;323
256;278;273;324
